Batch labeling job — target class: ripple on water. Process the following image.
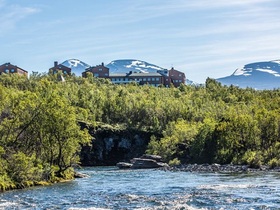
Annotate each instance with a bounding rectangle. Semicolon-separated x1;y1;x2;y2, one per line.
0;168;279;209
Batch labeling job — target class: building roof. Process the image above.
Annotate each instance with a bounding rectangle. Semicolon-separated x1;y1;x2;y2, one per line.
0;62;28;73
110;72;163;77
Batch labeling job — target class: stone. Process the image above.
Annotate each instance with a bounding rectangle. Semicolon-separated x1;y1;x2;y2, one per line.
74;171;89;178
139;154;163;162
116;162;133;169
131;158;165;169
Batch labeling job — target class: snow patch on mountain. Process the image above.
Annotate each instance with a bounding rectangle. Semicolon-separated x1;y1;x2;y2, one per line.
255;68;280;77
61;59;90;76
233;68;252;76
106;59;166;74
217;59;280;89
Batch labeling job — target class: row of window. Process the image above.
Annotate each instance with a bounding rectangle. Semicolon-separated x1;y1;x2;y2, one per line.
53;70;68;74
171;74;183;77
111;77;161;82
94;73;108;77
2;69;15;73
174;80;182;83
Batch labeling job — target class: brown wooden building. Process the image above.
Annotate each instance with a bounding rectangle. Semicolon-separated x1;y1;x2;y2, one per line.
109;71;167;86
82;63;109;78
81;63;186;87
49;61;71;75
0;63;28;76
169;67;186;87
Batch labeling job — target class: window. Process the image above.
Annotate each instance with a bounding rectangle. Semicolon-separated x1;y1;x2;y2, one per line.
179;80;182;82
166;79;168;81
99;68;102;71
5;69;9;73
152;78;155;81
112;78;115;81
105;73;108;76
11;69;15;73
64;70;67;74
139;78;142;81
156;78;160;81
143;78;147;81
94;73;99;77
179;74;182;77
147;78;151;81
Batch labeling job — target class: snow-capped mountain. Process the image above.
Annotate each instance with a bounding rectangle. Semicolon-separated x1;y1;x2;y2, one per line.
61;59;90;76
217;60;280;90
106;59;166;74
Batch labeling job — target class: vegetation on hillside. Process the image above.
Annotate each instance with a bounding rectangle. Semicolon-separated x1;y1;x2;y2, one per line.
0;72;279;190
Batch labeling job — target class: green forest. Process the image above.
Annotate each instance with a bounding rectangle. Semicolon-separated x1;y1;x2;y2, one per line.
0;72;280;191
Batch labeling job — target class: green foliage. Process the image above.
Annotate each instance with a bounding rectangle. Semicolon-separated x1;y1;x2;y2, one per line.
169;158;181;166
0;74;280;190
146;119;201;162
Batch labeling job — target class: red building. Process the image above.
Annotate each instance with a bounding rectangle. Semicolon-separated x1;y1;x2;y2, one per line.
49;61;71;75
110;72;166;86
81;63;186;87
0;63;28;76
169;67;186;87
82;63;109;78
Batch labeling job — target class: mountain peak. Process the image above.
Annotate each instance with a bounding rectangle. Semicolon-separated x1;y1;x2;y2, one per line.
61;59;90;76
106;59;166;74
217;59;280;89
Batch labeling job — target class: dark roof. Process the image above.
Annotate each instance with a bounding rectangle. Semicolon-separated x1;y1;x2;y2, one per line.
1;62;28;73
110;72;163;77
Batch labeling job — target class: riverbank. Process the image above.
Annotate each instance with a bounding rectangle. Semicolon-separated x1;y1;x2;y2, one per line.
163;164;280;173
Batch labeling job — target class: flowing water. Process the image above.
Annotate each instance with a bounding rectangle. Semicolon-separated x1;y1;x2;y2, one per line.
0;167;279;209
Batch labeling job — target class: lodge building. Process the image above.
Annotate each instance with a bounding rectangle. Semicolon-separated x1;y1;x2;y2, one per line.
81;63;186;87
49;61;71;75
0;63;28;76
82;63;109;78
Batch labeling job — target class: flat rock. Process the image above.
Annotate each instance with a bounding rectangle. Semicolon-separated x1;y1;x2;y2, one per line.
139;154;163;162
131;158;165;169
116;162;133;169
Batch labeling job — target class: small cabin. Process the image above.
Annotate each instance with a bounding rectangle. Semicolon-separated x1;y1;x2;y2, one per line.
0;63;28;76
49;61;71;75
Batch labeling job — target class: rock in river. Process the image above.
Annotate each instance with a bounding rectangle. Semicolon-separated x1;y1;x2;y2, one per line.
116;162;133;169
116;155;169;169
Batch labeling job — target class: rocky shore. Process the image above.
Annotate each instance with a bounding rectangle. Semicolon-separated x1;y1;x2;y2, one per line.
164;164;280;173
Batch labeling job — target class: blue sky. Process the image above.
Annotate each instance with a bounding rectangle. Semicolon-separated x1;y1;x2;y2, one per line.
0;0;279;83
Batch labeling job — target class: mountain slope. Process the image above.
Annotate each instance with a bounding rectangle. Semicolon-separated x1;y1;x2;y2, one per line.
217;60;280;89
61;59;90;76
106;59;166;74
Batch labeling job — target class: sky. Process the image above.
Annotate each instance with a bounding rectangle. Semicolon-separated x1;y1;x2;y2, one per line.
0;0;280;83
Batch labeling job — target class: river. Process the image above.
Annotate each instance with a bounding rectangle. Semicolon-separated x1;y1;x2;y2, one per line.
0;167;279;209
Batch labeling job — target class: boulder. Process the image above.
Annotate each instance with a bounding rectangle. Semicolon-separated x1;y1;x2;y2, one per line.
139;154;163;162
131;158;166;169
116;162;133;169
74;171;89;178
117;154;169;169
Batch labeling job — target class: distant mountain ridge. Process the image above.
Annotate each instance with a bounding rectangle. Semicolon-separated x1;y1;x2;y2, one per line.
217;60;280;89
106;59;166;74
